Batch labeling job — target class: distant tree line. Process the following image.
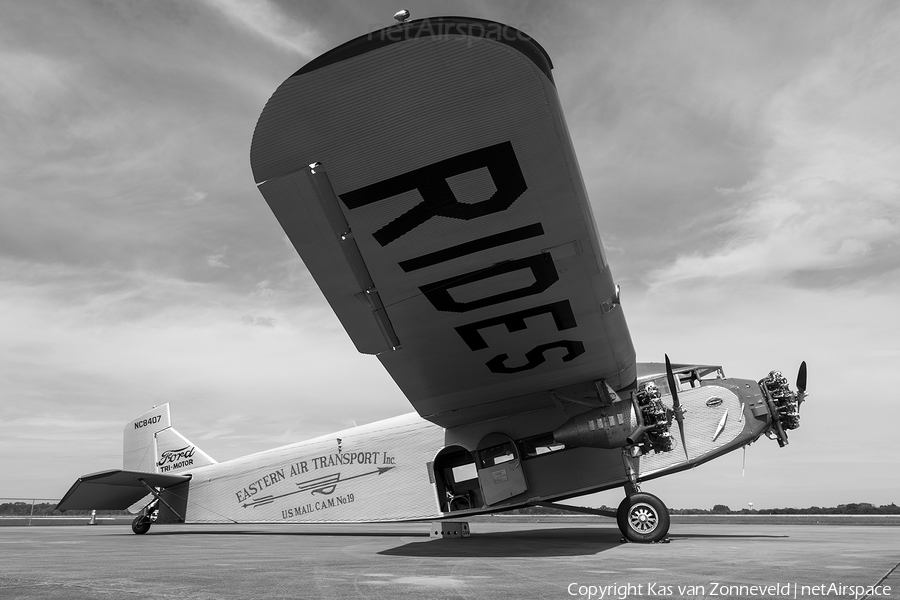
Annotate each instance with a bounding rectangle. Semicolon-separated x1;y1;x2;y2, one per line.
672;502;900;515
506;502;900;516
0;502;130;516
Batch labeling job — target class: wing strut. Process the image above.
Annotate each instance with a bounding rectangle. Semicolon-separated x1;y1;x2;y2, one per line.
137;477;185;523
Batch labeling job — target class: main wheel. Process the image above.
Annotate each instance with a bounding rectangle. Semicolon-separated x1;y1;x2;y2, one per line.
131;515;152;535
616;492;670;543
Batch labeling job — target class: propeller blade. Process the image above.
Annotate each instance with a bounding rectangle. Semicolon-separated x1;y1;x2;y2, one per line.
796;360;808;412
796;361;807;393
665;354;689;461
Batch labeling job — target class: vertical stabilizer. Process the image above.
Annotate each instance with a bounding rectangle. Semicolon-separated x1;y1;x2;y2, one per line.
123;404;216;473
124;405;171;472
155;426;216;473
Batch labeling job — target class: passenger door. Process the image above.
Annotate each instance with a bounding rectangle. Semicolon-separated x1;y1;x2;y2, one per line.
476;433;527;505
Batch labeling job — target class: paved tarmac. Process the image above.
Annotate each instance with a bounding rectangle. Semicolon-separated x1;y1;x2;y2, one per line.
0;521;897;600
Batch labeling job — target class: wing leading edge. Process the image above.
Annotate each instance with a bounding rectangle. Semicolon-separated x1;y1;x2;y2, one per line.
251;17;635;427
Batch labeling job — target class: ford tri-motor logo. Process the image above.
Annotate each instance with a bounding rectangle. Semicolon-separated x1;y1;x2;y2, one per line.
706;397;724;408
157;445;195;471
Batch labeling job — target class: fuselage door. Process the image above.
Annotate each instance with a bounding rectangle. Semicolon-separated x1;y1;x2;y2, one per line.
476;433;528;505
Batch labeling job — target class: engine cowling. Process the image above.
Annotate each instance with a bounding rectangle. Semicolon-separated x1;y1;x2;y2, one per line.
552;382;675;454
552;402;640;450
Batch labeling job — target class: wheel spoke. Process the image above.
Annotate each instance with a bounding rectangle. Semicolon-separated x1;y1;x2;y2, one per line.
628;503;658;533
616;493;670;543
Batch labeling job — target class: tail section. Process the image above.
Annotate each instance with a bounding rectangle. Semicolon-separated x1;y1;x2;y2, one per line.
123;404;216;474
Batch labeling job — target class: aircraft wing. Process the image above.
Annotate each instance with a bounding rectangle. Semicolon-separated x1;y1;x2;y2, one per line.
56;470;190;511
251;17;635;427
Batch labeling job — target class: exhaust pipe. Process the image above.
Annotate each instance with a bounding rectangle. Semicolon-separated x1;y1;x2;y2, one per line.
626;425;649;446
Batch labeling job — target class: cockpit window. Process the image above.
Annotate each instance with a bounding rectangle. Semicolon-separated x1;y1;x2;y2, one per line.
644;365;725;393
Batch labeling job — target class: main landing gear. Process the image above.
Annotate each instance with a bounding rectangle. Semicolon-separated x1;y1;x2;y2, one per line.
617;447;670;543
617;492;670;543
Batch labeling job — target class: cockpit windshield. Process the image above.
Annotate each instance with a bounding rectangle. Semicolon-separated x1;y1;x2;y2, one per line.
637;363;724;396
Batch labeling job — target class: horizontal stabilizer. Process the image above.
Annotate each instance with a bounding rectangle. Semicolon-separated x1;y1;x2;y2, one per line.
56;469;190;511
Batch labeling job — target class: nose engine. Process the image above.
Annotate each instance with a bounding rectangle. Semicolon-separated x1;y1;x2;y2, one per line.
761;361;808;447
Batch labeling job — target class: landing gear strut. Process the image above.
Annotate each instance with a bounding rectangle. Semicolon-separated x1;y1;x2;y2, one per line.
617;449;670;543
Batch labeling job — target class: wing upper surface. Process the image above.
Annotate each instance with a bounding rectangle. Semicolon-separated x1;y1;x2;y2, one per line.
251;18;635;426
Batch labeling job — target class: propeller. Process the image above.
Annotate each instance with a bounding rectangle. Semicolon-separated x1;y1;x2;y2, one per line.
796;360;808;411
665;354;690;461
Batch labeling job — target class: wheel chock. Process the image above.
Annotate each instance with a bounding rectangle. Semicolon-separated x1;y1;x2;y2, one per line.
430;521;470;539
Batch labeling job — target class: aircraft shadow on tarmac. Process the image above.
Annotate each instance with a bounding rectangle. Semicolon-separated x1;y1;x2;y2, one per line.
132;526;788;558
378;528;792;558
668;533;789;540
137;525;623;556
379;527;625;558
141;529;432;538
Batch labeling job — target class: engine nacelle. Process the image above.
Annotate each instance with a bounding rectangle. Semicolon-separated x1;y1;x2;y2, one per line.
552;402;640;450
553;382;676;454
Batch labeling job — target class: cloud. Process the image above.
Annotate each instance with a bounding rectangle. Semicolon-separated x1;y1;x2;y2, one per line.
206;250;231;269
242;314;276;327
0;51;71;116
642;6;900;292
648;178;899;289
0;255;407;495
203;0;318;56
184;189;208;203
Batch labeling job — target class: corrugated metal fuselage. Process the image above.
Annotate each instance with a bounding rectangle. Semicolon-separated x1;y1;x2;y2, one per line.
178;377;770;524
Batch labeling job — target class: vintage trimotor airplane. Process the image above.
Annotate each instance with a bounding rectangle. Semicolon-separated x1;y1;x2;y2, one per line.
57;15;809;543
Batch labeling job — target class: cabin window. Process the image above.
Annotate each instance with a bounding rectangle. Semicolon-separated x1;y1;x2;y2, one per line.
451;462;477;482
433;445;482;512
519;432;568;459
477;443;516;469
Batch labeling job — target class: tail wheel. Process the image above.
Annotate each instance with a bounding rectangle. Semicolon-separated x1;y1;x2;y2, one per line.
617;492;670;543
131;515;152;535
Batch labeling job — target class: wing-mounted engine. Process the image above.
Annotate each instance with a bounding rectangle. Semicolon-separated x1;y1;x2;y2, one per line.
550;380;676;456
551;397;639;450
631;382;675;454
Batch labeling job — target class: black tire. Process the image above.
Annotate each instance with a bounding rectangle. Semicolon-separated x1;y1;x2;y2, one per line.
131;515;152;535
616;493;670;543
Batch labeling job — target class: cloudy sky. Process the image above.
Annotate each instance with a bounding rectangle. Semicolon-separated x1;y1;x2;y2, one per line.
2;1;898;511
